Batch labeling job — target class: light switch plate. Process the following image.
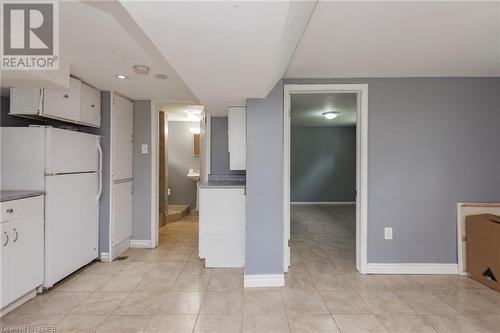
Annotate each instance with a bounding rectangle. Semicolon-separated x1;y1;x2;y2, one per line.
141;144;148;154
384;227;393;240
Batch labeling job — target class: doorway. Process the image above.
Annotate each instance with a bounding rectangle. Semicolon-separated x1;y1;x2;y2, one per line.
156;104;204;233
283;84;368;274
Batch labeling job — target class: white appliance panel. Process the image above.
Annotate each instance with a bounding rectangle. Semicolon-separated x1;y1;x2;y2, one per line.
44;173;99;287
112;181;132;247
112;95;133;180
45;128;99;174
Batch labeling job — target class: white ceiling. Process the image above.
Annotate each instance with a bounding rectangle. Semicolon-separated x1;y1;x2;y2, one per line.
286;1;500;78
291;93;357;127
120;1;317;115
2;1;200;104
3;1;498;111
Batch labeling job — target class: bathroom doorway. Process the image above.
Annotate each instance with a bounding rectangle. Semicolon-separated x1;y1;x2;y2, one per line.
158;104;203;226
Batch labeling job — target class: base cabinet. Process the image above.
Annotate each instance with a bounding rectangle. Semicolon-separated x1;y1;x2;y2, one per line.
0;196;44;312
199;187;245;267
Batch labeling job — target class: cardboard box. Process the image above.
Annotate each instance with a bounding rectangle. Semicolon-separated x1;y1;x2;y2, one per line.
466;214;500;292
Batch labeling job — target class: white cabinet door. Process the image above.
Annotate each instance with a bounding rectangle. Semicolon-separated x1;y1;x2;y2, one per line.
1;221;11;308
200;187;245;267
9;88;43;116
8;215;44;305
45;173;99;287
112;94;133;180
228;106;246;170
112;181;133;247
43;77;82;122
80;83;101;127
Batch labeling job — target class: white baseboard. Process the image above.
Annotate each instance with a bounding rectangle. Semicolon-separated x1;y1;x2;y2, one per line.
244;274;284;288
366;263;458;275
291;202;355;205
130;239;154;248
100;252;111;263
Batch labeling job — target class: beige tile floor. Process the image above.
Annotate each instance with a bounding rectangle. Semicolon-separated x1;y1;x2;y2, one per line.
2;205;500;332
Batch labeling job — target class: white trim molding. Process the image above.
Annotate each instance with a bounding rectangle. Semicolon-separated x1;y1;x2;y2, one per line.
291;202;355;205
130;239;154;248
244;274;285;288
283;83;369;274
366;263;458;275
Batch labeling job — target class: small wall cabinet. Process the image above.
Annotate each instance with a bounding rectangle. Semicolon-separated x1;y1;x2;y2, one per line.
227;106;246;170
9;77;101;128
1;195;44;312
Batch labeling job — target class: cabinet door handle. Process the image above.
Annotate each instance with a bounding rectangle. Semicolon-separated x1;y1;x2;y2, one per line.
91;104;95;108
2;231;8;247
12;228;18;243
6;208;13;214
63;94;69;99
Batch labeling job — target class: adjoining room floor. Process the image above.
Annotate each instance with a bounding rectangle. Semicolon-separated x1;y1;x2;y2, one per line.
2;208;500;332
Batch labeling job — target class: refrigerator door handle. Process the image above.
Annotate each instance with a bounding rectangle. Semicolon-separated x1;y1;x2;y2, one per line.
96;141;103;204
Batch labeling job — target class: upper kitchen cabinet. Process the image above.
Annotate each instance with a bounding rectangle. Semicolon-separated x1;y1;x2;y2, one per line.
228;106;246;170
112;94;134;180
43;77;82;122
80;82;101;127
9;77;101;128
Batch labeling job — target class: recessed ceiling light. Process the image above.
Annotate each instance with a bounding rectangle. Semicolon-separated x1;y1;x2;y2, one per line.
323;111;339;120
115;74;128;80
133;65;150;75
154;73;169;80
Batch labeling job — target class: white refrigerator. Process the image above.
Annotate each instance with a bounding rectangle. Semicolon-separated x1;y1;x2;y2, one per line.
1;126;102;288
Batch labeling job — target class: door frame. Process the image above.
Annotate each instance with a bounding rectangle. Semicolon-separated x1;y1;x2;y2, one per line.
283;83;369;274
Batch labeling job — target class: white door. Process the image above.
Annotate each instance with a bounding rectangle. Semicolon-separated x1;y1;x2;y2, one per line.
1;221;11;307
80;83;101;127
44;173;99;287
43;77;82;122
8;215;44;303
112;181;133;247
45;128;99;174
112;94;133;180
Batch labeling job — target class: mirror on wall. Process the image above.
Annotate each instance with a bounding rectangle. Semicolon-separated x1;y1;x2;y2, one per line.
193;133;200;156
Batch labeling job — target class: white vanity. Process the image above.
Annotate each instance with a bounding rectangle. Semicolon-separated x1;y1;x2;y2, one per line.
1;192;44;316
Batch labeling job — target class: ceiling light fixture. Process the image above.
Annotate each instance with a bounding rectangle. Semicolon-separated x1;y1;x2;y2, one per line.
154;73;169;80
133;65;150;75
115;74;128;80
323;111;339;120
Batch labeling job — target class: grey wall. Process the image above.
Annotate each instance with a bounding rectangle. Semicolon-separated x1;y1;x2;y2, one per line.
246;81;284;275
246;78;500;273
168;121;199;207
210;116;245;175
132;100;152;241
291;126;356;202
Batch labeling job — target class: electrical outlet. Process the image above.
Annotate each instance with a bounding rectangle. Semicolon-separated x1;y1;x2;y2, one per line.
141;144;148;154
384;227;393;240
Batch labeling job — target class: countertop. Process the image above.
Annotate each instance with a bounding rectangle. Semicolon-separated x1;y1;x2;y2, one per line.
1;191;45;202
200;181;246;189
